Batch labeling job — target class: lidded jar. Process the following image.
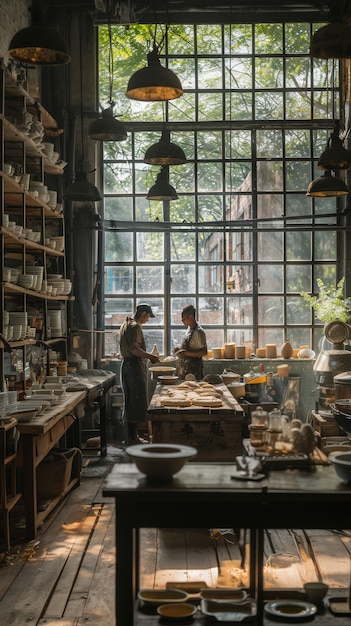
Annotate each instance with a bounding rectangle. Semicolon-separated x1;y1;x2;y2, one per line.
251;406;269;428
268;407;282;432
249;406;269;449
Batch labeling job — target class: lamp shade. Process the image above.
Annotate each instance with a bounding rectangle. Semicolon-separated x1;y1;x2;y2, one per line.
317;126;351;170
126;46;183;102
88;106;127;142
144;134;186;165
64;171;102;202
8;23;71;65
306;170;349;197
146;168;178;201
310;21;351;59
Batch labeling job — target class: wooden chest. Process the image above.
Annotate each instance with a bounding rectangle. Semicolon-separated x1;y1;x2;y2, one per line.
147;384;244;461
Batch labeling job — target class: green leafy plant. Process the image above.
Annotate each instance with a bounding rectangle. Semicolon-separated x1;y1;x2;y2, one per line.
301;278;351;323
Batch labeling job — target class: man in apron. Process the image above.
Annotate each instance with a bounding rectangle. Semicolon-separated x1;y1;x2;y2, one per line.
174;304;208;380
120;303;160;444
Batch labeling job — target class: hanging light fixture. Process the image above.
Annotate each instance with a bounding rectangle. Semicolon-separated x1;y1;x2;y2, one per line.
146;166;178;201
317;122;351;170
144;130;186;165
310;20;351;59
65;171;102;202
126;37;183;102
89;20;127;142
306;170;349;197
89;105;127;142
8;1;70;66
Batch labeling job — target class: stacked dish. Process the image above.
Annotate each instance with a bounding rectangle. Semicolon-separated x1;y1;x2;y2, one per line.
26;265;44;292
49;236;64;251
17;274;34;290
48;310;62;337
47;278;65;295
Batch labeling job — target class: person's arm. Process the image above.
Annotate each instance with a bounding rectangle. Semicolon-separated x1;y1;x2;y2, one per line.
130;343;160;363
176;346;207;358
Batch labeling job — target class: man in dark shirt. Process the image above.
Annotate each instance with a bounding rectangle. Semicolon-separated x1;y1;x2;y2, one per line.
119;303;160;444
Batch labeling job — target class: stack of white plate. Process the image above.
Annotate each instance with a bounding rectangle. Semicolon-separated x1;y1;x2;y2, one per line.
9;312;28;340
49;236;64;252
62;279;72;295
26;265;43;291
48;309;62;338
47;279;65;295
17;274;34;289
42;142;55;159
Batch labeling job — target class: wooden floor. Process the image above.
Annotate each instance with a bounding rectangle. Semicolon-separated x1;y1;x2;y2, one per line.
0;446;351;625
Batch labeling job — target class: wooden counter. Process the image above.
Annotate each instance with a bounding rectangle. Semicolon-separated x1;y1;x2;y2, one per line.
16;390;87;539
147;383;244;460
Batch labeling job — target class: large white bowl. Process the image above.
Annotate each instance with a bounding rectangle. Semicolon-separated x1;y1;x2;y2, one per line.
126;443;197;479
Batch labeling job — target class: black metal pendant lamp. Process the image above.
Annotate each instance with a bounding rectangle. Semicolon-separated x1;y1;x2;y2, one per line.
306;170;349;197
144;130;186;165
146;166;178;201
126;45;183;102
8;1;70;66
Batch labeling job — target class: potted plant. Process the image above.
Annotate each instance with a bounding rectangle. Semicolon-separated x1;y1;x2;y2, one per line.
301;277;351;324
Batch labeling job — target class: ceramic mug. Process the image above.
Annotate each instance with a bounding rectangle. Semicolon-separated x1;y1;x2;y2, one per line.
304;582;329;604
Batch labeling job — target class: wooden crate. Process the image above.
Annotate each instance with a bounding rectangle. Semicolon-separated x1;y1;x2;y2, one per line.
151;417;243;461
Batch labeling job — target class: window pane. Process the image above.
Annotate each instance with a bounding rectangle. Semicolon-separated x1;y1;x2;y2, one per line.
171;264;196;293
286;265;311;293
226;265;253;293
259;296;284;324
105;267;133;294
136;233;164;261
170;232;196;261
286;232;311;261
105;232;132;262
199;264;224;293
136;266;164;293
227;296;253;325
258;232;283;261
258;265;283;292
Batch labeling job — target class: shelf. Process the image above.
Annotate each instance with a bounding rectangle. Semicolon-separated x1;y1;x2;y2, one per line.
1;173;64;217
2;117;65;175
3;282;71;300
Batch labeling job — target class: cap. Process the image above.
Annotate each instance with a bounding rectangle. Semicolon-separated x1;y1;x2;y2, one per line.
136;303;155;317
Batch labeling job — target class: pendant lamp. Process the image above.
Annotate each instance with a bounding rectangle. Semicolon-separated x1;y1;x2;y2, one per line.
310;21;351;59
89;21;127;142
126;45;183;102
8;3;70;66
318;123;351;171
306;170;349;197
144;131;186;165
65;171;102;202
88;105;127;142
146;166;178;201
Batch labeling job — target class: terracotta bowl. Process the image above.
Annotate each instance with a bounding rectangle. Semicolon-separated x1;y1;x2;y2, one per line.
126;443;197;479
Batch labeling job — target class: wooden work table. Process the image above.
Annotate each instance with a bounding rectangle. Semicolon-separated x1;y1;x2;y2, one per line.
147;383;244;460
16;390;87;539
103;462;351;625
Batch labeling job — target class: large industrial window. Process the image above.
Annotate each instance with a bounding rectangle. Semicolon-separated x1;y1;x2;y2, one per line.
99;22;342;357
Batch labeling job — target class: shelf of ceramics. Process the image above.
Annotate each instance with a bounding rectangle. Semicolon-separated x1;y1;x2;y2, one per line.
1;230;65;257
3;63;63;137
1;174;63;216
3;283;73;301
2;118;65;176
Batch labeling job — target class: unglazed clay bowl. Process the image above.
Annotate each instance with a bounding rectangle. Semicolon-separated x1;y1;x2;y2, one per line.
126;443;197;479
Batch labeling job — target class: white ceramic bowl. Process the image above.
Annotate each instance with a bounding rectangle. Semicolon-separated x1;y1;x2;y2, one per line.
126;443;197;479
149;366;176;380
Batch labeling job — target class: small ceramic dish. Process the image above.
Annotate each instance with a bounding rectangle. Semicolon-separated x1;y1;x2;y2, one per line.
138;588;189;605
200;588;248;603
157;602;197;620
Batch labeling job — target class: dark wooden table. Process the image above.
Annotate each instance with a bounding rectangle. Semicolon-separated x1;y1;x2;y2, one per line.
103;462;351;625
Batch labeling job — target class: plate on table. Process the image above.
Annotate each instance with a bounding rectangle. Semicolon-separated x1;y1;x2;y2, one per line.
157;602;197;620
200;598;257;621
138;588;189;605
264;600;317;621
